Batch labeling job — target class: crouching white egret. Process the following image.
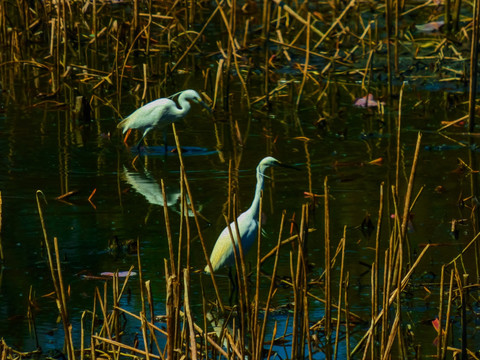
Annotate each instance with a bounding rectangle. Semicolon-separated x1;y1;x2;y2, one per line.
205;156;298;274
117;89;211;150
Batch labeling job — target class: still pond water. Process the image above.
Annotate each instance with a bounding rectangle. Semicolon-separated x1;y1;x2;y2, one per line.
0;78;479;356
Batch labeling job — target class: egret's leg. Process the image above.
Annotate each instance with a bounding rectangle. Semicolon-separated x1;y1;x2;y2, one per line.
228;267;239;305
135;128;150;152
163;128;168;155
123;129;132;145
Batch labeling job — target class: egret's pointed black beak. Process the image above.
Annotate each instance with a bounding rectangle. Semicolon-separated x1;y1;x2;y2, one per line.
277;161;301;170
194;98;213;113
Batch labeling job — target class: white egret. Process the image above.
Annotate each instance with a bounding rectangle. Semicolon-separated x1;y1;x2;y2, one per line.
205;156;298;273
117;89;211;150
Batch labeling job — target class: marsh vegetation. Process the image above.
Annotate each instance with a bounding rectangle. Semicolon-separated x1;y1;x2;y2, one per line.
1;0;480;359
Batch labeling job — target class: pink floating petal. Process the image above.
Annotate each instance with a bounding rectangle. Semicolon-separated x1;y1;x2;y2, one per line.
100;271;137;278
354;94;381;108
415;21;444;32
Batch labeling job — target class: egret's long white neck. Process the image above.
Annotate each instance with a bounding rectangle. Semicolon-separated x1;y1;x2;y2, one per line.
172;93;192;118
248;166;266;219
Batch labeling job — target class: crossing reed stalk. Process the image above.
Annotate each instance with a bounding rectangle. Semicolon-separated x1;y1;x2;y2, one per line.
171;124;225;312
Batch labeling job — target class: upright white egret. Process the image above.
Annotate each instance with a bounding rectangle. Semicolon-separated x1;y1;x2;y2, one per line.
205;157;298;273
117;89;211;149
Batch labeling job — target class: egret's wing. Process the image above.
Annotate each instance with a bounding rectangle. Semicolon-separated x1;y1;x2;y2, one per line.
205;212;259;273
206;226;236;273
117;98;174;131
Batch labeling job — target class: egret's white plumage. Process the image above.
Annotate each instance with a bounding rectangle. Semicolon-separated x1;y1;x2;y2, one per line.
117;89;209;146
205;157;292;273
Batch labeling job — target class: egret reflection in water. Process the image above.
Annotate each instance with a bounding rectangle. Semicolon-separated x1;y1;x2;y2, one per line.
122;167;199;216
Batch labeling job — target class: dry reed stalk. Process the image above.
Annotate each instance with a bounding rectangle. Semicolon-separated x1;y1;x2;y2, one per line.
35;191;75;360
114;306;167;336
213;58;224;109
81;311;86;360
0;0;6;45
111;274;119;341
299;205;310;359
313;0;356;50
135;238;149;348
140;311;151;360
441;269;454;359
445;0;451;32
333;228;346;360
272;0;324;37
145;280;156;349
0;191;3;262
395;83;405;197
91;335;162;360
345;21;373;61
257;211;286;359
447;231;480;265
289;249;299;359
131;0;138;40
90;334;96;360
384;0;392;96
453;0;462;31
60;0;66;69
437;265;445;358
461;274;468;357
373;182;384;351
394;233;405;359
252;194;264;358
165;262;174;360
394;0;399;72
27;286;39;349
95;285;112;342
92;0;97;54
265;322;278;359
182;269;197;360
36;191;49;247
400;132;422;266
276;277;361;323
178;170;187;274
324;176;332;352
214;0;251;108
168;1;224;77
261;0;268;38
263;0;271;108
380;251;389;356
468;0;480;132
296;13;311;108
142;63;148;101
90;286;97;353
260;230;315;264
291;204;307;359
381;310;400;360
53;237;75;359
368;267;376;359
351;244;431;356
229;197;249;355
160;179;176;277
345;272;350;360
276;30;291;61
171;124;224;312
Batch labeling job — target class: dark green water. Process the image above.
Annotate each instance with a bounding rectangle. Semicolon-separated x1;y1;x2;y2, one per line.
1;76;479;357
